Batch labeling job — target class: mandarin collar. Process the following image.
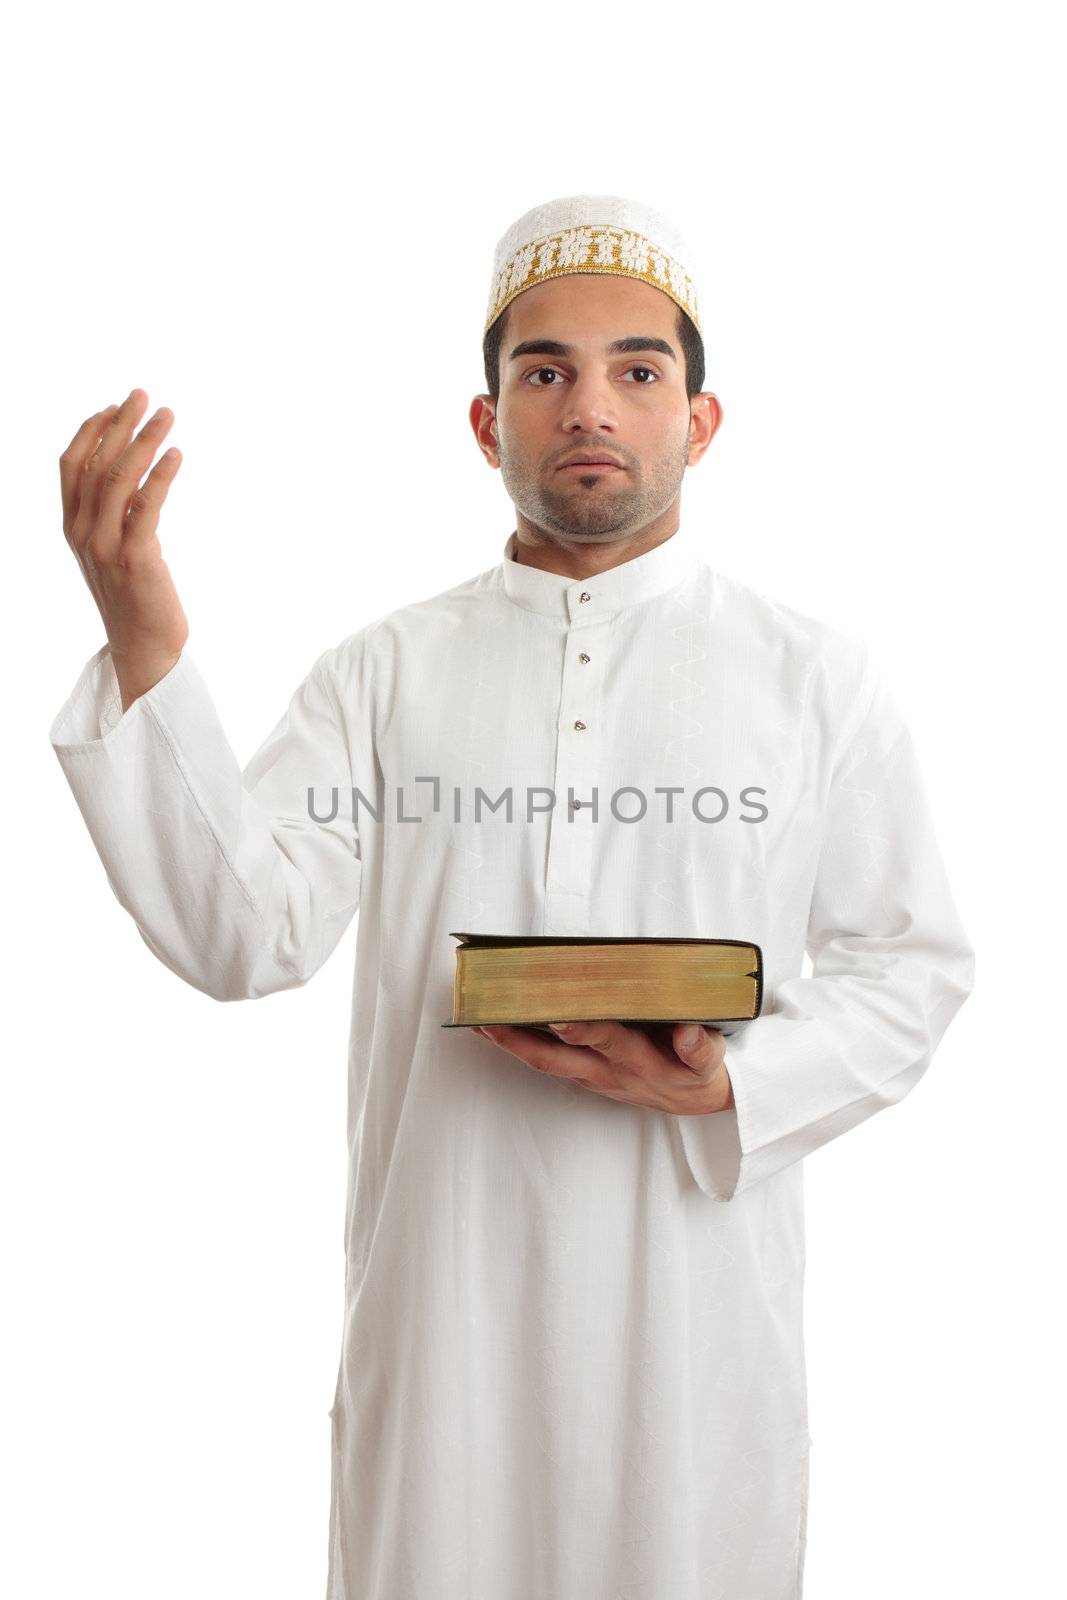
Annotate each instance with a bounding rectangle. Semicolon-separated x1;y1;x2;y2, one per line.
499;525;699;623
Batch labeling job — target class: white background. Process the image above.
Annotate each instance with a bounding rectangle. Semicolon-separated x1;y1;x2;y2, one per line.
4;1;1062;1594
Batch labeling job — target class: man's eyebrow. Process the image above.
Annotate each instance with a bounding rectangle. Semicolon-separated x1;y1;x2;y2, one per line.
507;336;678;363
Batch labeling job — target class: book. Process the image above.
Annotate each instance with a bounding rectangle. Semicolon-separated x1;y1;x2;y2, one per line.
441;932;763;1037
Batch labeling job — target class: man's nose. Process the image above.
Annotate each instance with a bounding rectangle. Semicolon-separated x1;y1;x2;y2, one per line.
562;371;619;433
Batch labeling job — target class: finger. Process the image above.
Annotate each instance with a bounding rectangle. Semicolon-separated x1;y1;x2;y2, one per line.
478;1024;593;1080
87;387;146;472
123;441;182;556
94;398;177;563
75;388;148;551
59;404;119;540
546;1019;639;1060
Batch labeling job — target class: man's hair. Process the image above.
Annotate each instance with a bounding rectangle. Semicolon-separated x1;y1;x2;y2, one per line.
482;301;706;402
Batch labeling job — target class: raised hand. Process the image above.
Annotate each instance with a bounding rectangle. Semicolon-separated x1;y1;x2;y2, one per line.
59;388;189;712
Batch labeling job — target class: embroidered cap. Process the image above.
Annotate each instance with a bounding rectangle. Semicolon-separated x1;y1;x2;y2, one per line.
484;193;703;338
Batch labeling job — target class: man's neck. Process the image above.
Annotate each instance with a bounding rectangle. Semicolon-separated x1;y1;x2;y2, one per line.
511;517;681;580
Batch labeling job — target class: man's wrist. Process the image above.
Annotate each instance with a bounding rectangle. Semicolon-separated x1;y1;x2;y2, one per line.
110;648;183;712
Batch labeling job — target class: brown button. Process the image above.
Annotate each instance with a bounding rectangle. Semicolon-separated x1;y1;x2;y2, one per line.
579;653;591;663
573;720;587;731
571;799;582;809
578;591;591;603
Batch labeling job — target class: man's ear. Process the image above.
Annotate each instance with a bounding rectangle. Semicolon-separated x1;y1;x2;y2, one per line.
687;393;723;466
469;394;500;466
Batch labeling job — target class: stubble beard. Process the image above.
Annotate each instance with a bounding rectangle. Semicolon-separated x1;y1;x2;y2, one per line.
498;438;690;544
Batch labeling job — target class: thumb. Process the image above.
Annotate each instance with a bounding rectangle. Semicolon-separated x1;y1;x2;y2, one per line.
672;1023;722;1077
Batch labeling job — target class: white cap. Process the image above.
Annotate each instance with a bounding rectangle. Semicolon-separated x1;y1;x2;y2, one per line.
485;193;703;338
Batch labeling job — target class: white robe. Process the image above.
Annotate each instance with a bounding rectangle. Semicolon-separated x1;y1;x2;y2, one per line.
49;522;974;1599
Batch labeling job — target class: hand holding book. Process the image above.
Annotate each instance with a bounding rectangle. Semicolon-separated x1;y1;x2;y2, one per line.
446;933;754;1115
471;1017;735;1116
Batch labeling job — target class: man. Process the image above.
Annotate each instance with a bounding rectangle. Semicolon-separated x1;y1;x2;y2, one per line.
50;194;975;1599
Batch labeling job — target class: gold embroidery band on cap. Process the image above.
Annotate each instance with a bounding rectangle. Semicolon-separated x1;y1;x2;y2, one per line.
484;225;701;337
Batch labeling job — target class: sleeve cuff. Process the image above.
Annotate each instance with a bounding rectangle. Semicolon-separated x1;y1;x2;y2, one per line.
48;642;192;750
671;1048;744;1201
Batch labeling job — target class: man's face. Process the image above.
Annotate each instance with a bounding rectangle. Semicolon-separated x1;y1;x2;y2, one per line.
484;273;705;546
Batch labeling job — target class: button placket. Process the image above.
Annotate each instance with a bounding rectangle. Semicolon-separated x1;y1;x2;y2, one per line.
544;590;605;931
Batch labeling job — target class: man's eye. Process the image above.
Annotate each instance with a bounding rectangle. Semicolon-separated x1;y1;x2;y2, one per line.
524;365;660;386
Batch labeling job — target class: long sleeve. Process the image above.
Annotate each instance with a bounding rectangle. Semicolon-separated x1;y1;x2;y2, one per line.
675;648;976;1202
48;640;364;1001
